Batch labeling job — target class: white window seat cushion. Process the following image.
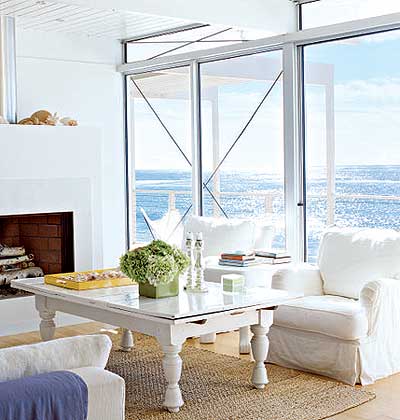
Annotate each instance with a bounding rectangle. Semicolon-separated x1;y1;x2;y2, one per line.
273;295;368;341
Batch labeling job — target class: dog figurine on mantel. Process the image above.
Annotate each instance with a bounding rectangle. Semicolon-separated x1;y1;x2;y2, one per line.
18;109;78;126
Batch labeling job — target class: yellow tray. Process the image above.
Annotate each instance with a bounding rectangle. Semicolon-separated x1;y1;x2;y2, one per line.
44;269;135;290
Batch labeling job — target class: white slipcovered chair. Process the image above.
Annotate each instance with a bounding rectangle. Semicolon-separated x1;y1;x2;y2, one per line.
268;227;400;385
0;335;125;419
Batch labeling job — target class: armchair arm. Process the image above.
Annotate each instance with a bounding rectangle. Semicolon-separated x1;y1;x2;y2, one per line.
272;263;323;296
0;334;112;382
360;278;400;337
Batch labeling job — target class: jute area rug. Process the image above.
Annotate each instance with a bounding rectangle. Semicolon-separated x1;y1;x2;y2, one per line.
106;334;375;420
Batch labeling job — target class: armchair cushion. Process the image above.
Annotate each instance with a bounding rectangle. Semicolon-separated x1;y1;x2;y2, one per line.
273;295;368;340
318;227;400;299
0;335;112;382
272;263;323;296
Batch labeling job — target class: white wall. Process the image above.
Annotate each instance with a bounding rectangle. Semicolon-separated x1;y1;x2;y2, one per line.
0;125;103;269
0;296;87;336
15;29;127;267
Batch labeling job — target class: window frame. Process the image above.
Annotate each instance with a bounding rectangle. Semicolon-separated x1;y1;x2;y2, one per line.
121;10;400;261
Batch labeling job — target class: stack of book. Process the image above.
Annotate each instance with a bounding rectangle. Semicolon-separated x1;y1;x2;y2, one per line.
255;249;291;264
219;251;261;267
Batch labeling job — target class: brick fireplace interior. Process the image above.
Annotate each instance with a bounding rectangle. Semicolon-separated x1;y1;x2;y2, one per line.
0;212;75;275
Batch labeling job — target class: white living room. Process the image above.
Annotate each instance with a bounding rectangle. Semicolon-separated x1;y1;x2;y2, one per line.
0;1;399;419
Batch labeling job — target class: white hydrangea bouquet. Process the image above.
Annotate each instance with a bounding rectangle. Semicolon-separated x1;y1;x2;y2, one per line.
120;240;189;298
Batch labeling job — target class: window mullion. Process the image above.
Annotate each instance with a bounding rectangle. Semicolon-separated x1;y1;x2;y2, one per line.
190;60;203;216
283;42;303;262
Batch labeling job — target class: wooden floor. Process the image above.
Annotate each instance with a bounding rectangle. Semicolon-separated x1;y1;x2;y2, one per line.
0;322;399;420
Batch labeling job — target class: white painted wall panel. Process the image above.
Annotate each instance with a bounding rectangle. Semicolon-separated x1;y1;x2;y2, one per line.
14;29;126;268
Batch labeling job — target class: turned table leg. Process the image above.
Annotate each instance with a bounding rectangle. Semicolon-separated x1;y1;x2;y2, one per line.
35;295;56;341
160;342;184;413
250;310;273;389
39;309;56;341
239;326;251;354
120;329;134;352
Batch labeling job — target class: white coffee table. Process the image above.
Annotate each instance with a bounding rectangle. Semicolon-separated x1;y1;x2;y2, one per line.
204;259;292;353
12;278;299;413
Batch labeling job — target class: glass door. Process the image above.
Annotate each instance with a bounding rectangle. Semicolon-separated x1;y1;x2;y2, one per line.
303;31;400;261
199;50;286;249
127;66;192;246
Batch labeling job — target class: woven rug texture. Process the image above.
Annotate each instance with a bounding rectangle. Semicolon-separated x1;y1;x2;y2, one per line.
106;334;375;420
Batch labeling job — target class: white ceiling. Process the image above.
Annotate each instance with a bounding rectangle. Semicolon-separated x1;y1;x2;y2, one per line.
45;0;296;34
0;0;193;39
0;0;297;41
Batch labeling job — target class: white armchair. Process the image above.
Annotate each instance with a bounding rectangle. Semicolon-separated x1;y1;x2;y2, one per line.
0;335;125;419
268;227;400;385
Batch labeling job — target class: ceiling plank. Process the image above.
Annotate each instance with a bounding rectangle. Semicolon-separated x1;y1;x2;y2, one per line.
42;0;297;33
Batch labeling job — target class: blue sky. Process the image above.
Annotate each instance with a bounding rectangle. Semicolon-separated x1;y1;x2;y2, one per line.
306;31;400;81
305;31;400;167
132;31;400;171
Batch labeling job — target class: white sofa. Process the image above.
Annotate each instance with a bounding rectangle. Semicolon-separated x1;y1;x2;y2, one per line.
184;215;275;283
0;335;125;419
143;212;276;286
268;227;400;385
183;215;274;257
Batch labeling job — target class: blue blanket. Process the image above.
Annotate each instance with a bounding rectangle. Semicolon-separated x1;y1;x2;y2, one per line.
0;370;88;420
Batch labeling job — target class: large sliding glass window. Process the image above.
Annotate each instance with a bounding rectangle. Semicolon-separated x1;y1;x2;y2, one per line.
125;17;400;258
304;31;400;261
127;50;286;249
200;51;285;248
128;67;192;244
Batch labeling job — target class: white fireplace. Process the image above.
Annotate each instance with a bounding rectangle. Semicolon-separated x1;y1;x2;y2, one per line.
0;125;104;333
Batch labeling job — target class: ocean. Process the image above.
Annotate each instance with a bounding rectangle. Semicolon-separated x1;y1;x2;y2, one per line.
134;165;400;261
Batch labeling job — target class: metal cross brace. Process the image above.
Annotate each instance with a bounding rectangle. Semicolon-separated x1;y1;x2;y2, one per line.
148;27;233;61
130;78;228;218
130;68;283;227
204;70;283;187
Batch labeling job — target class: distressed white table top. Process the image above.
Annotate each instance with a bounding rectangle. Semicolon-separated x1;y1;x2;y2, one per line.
12;277;299;320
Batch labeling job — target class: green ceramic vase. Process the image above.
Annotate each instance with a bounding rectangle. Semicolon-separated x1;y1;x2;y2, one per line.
138;274;179;298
